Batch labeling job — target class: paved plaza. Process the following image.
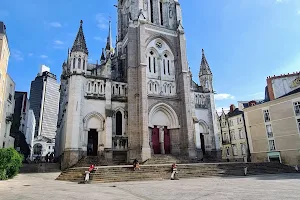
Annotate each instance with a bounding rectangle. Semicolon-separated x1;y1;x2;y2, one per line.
0;173;300;200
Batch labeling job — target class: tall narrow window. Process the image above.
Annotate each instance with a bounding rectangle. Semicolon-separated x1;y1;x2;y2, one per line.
264;110;270;122
148;57;151;72
153;57;156;73
167;60;170;75
155;84;157;92
83;59;85;70
164;85;166;93
294;101;300;116
118;87;121;95
78;58;81;69
116;111;123;136
266;124;273;138
100;85;103;93
169;86;172;94
88;83;91;92
163;59;166;75
160;1;163;25
297;119;300;133
150;83;152;91
150;0;154;23
73;58;76;69
269;140;276;151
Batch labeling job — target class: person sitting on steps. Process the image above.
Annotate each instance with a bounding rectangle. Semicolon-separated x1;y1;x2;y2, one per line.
133;159;140;171
84;164;96;183
171;163;178;180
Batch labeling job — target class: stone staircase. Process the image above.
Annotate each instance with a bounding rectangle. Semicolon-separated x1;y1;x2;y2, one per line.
74;156;109;167
56;162;298;183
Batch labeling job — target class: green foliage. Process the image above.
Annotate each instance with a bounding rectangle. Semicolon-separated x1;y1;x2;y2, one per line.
0;148;23;180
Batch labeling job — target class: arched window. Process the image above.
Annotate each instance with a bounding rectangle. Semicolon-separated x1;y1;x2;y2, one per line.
83;59;85;70
153;57;156;73
155;83;157;92
116;111;122;136
94;84;97;93
78;58;81;69
164;85;166;93
118;87;121;95
88;83;91;92
150;0;154;23
150;83;152;91
163;59;166;75
169;85;172;94
73;58;76;69
113;87;115;95
205;80;209;89
167;60;170;75
100;84;103;93
148;57;151;72
160;1;163;25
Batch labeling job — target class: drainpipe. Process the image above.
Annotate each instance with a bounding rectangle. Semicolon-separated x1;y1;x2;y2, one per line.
242;112;251;162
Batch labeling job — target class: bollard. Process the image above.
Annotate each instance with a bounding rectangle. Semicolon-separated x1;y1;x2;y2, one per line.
244;167;248;176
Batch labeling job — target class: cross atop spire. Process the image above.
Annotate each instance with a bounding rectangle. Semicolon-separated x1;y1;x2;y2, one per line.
71;20;89;55
199;49;212;76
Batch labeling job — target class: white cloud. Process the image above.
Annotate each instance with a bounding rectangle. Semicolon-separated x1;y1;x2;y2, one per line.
11;50;24;61
54;40;64;45
93;36;106;42
96;13;108;29
40;55;48;59
28;53;34;57
49;22;62;28
214;93;235;101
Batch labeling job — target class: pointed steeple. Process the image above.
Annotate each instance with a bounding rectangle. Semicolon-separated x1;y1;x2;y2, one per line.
71;20;89;55
105;20;114;55
199;49;212;76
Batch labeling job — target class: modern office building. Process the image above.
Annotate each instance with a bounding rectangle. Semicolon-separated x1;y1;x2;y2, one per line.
29;65;60;139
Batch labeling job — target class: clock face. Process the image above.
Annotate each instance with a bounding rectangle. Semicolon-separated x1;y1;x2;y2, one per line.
156;41;162;49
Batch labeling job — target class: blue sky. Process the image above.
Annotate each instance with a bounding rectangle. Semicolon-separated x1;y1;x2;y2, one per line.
1;0;300;112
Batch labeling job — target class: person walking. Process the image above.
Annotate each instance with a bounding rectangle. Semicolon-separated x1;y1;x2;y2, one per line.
171;163;178;180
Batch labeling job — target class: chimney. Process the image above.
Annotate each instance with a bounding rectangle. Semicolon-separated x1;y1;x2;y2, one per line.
230;104;235;112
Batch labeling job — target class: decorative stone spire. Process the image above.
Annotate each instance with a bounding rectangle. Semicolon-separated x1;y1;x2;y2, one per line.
71;20;89;55
105;20;114;55
199;49;212;76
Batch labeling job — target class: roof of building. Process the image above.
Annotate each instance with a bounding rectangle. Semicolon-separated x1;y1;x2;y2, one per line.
227;108;243;118
71;20;88;55
280;87;300;98
266;71;300;80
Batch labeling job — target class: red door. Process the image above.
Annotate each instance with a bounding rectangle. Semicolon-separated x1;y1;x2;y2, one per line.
152;126;160;154
164;127;171;154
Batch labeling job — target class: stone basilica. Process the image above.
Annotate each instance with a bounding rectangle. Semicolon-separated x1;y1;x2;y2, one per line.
56;0;220;169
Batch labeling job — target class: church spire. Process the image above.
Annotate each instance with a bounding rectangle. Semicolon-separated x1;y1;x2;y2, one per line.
105;19;114;55
101;48;106;61
199;49;212;76
71;20;89;55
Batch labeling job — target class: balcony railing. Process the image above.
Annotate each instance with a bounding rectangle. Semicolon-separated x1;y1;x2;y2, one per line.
112;136;128;151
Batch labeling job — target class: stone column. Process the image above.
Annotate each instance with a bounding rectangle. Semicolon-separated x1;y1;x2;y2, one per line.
159;127;165;154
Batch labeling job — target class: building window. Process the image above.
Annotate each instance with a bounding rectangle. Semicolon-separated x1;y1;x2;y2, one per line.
169;85;172;94
83;59;85;70
154;84;157;92
48;146;51;150
163;59;166;75
148;56;151;72
266;124;273;138
153;57;156;73
149;83;152;91
2;142;5;148
150;0;154;23
230;130;235;140
167;60;170;75
232;144;238;156
160;1;163;25
264;110;270;122
73;58;76;69
241;143;246;155
294;101;300;116
78;58;81;69
297;119;300;133
239;128;244;139
269;140;276;151
88;83;91;92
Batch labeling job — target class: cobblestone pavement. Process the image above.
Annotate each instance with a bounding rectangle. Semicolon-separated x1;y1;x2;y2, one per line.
0;173;300;200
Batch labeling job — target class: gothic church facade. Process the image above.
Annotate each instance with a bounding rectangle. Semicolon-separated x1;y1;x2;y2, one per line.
56;0;220;169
